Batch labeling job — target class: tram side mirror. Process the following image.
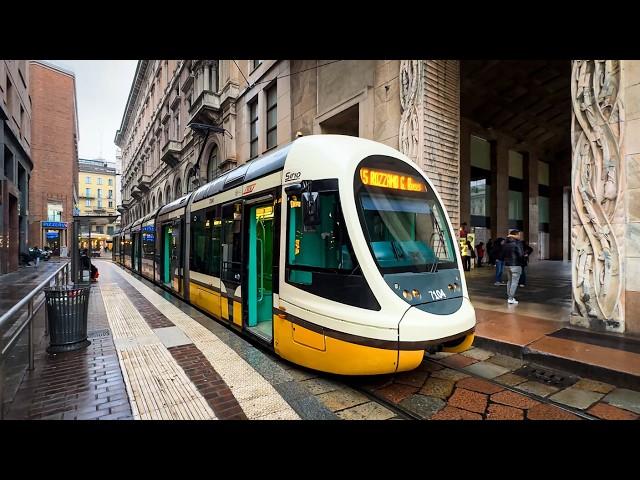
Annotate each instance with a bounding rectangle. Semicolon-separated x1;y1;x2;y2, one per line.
302;192;321;227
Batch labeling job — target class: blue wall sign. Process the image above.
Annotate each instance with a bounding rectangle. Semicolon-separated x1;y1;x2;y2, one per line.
42;221;67;229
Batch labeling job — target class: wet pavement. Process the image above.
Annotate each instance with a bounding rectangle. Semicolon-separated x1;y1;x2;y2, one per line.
4;259;640;420
464;260;572;322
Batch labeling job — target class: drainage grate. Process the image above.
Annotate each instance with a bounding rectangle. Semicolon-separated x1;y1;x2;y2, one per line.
87;329;111;338
512;364;578;389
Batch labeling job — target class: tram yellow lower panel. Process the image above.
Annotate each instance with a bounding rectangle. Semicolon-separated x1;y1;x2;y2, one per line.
441;333;475;353
189;282;221;319
233;301;242;327
274;316;423;375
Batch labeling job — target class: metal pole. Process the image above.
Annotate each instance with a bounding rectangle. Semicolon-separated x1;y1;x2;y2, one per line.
28;298;34;371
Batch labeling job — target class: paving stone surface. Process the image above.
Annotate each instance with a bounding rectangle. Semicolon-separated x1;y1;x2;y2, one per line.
573;379;616;394
300;377;342;396
463;361;510;379
456;377;504;395
419;378;455;400
549;387;604;410
527;403;581;420
447;388;488;414
516;381;560;398
399;394;446;419
494;373;527;386
393;370;430;388
460;348;495;361
286;368;319;382
486;354;524;370
490;390;541;410
315;389;370;412
374;383;419;404
431;405;483;420
417;361;445;373
430;368;471;382
486;403;524;420
439;354;478;369
603;388;640;414
337;401;396;420
587;402;639;420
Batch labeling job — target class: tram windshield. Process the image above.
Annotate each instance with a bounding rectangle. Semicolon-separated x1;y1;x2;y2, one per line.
356;163;457;274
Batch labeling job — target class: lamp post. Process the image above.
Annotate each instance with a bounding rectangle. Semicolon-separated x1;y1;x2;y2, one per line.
187;122;232;190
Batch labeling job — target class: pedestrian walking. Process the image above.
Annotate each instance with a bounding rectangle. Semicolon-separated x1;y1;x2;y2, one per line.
502;230;524;304
475;242;485;267
486;238;494;266
493;238;506;285
462;240;471;272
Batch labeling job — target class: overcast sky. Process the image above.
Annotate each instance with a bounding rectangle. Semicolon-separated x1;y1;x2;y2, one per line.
47;60;138;167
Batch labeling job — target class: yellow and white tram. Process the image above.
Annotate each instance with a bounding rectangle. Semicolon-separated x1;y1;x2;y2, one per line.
113;135;476;375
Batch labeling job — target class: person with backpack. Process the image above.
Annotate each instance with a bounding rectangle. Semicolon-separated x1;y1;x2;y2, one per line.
502;230;524;304
493;238;506;285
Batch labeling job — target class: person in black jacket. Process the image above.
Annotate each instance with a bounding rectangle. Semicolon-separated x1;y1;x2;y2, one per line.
502;230;524;304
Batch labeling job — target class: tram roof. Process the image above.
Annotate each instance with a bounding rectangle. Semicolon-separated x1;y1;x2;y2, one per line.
192;142;293;204
157;191;194;217
143;207;161;224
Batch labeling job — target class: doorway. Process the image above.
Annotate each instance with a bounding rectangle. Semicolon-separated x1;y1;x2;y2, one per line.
162;221;182;294
246;203;274;341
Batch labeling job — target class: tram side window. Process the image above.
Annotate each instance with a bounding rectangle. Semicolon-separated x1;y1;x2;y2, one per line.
287;192;354;274
221;202;243;283
190;208;221;277
142;227;155;259
285;192;378;310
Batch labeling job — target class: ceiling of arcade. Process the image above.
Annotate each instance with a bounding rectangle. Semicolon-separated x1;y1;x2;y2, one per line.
461;60;571;158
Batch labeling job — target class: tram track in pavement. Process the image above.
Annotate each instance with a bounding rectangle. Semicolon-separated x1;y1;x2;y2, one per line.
344;355;601;420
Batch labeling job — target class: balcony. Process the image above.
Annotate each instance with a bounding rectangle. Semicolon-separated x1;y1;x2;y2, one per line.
138;174;152;192
161;140;181;168
188;90;221;124
131;186;142;199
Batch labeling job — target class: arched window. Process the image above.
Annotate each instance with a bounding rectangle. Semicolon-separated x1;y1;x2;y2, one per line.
165;184;171;203
151;195;155;211
157;191;163;208
207;145;218;182
175;177;182;198
186;167;198;193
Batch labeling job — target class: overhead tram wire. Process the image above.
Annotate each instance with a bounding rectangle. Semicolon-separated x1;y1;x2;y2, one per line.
233;60;343;90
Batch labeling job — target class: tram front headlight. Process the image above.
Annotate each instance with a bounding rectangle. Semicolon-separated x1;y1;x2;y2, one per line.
402;289;412;300
411;289;421;300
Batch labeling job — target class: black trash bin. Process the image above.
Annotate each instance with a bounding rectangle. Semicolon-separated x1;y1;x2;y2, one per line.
44;285;91;353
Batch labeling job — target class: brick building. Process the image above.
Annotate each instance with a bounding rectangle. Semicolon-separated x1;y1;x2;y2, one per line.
0;60;32;274
116;60;640;336
28;61;79;256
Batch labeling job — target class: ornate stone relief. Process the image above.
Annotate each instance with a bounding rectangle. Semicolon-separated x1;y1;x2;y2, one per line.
571;60;625;330
399;60;422;161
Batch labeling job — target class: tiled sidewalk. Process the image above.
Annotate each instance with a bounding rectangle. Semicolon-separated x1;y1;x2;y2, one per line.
6;261;337;420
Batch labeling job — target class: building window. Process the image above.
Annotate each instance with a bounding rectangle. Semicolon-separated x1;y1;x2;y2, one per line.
85;199;91;207
108;189;113;199
97;188;102;198
96;226;104;234
174;109;180;139
469;136;492;229
207;145;218;182
97;199;103;208
47;201;63;222
266;84;277;150
19;105;24;135
97;177;103;185
108;178;113;186
6;76;13;115
249;99;258;159
107;226;115;236
109;201;113;208
85;188;91;197
85;176;91;184
252;60;261;70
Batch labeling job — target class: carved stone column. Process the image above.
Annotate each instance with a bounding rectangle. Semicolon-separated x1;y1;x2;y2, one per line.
570;60;625;332
400;60;460;229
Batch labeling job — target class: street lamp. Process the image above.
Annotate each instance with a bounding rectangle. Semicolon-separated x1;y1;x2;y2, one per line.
188;122;233;190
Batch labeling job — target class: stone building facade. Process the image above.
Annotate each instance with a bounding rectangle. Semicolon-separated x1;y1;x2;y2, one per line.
28;61;79;255
78;158;118;250
0;60;32;274
117;59;640;335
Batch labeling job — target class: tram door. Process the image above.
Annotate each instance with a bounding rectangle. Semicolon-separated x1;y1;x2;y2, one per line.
162;221;183;294
247;202;274;342
132;233;140;272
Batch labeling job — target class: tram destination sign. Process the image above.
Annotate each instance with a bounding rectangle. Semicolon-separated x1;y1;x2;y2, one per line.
360;168;426;192
42;221;68;229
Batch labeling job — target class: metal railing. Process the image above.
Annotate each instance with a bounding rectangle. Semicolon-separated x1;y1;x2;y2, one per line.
0;261;71;419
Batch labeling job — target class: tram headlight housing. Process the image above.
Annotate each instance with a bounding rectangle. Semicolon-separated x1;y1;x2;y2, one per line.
402;289;412;300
